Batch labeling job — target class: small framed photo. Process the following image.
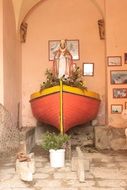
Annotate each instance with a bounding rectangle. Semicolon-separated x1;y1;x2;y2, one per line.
110;70;127;84
113;88;127;98
125;102;127;109
48;39;80;61
107;56;122;66
82;63;94;76
111;104;123;114
124;53;127;64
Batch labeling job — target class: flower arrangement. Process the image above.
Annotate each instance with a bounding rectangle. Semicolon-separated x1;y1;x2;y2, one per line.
40;67;87;91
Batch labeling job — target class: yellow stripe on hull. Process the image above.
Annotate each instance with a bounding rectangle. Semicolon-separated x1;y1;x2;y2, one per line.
30;85;100;101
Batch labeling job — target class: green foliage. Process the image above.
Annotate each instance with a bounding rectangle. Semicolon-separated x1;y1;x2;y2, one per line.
40;69;59;90
41;132;71;151
40;67;87;91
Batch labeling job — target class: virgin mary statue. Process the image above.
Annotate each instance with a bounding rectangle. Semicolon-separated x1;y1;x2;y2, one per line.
53;40;75;78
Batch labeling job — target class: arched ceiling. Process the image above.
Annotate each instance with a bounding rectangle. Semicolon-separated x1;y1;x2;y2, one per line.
12;0;42;30
12;0;104;31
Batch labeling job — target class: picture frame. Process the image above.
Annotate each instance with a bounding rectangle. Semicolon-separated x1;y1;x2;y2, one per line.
82;63;94;76
124;53;127;64
107;56;122;66
48;39;80;61
110;70;127;84
111;104;123;114
125;102;127;109
113;88;127;98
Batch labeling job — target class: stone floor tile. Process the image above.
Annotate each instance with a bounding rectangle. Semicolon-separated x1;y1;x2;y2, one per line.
90;167;120;179
36;166;55;173
39;188;78;190
35;161;44;167
85;172;95;179
33;172;50;179
0;173;14;182
12;188;34;190
0;175;29;188
0;167;15;174
97;179;127;188
53;171;77;180
105;163;118;168
1;149;127;190
119;161;127;168
66;179;96;187
79;188;125;190
114;156;127;162
35;156;48;162
34;179;62;187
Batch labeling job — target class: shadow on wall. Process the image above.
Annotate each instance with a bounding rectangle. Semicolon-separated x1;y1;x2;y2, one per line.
0;104;20;155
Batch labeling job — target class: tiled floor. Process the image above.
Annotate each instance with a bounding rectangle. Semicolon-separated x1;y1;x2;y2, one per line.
0;148;127;190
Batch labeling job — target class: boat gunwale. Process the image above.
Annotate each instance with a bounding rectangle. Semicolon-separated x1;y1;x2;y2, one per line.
30;85;101;102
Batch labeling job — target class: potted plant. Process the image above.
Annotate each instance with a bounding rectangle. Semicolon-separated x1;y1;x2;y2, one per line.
41;132;71;168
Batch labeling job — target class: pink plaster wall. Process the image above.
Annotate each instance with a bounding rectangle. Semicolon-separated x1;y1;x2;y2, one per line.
22;0;105;127
106;0;127;127
0;0;3;104
3;0;21;128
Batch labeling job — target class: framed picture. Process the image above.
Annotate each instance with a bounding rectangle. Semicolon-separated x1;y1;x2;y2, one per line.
110;70;127;84
107;56;122;66
125;102;127;109
48;39;80;61
82;63;94;76
111;104;123;114
113;88;127;98
124;53;127;64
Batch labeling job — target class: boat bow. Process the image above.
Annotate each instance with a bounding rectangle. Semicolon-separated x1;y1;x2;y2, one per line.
30;85;101;132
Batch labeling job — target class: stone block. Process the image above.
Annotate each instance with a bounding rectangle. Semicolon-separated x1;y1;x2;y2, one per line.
35;124;57;145
94;126;110;149
20;127;35;153
95;125;127;150
16;153;35;181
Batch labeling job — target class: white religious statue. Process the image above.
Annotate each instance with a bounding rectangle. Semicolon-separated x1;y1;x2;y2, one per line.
53;40;76;78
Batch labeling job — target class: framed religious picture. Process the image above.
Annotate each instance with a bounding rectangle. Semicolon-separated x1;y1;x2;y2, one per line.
107;56;122;66
48;39;80;61
110;70;127;84
113;88;127;98
67;40;80;60
111;104;123;114
82;63;94;76
48;40;60;61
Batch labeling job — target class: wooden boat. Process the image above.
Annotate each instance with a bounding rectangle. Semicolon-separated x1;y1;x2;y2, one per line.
30;85;101;132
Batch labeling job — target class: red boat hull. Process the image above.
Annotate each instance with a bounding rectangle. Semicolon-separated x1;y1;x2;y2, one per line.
30;85;100;132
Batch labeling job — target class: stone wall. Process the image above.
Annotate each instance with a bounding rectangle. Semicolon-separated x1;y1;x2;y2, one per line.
95;126;127;150
35;122;95;149
35;123;127;151
0;104;20;155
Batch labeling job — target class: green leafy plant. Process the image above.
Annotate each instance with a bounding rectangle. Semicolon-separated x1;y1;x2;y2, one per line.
41;132;71;151
40;67;87;91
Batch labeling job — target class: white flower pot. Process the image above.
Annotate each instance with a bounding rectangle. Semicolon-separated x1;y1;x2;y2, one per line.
49;149;65;168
